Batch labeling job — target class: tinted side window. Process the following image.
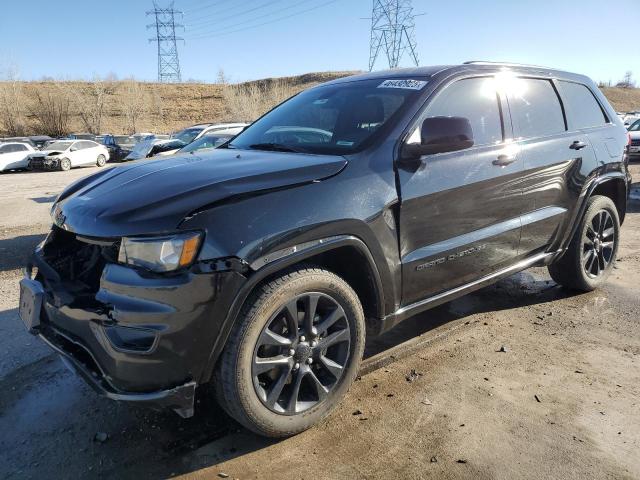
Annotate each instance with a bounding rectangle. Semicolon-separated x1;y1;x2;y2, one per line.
557;81;607;129
0;145;10;153
508;78;565;138
12;144;28;152
421;77;503;147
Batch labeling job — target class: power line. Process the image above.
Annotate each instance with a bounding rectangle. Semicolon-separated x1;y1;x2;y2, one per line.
147;1;184;83
184;0;268;24
186;0;304;33
183;0;235;14
368;0;419;71
185;0;281;30
186;0;339;40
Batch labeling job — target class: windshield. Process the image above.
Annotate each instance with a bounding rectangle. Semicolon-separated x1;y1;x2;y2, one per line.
179;134;231;153
46;141;72;151
229;78;428;155
628;120;640;131
114;135;135;144
172;127;204;144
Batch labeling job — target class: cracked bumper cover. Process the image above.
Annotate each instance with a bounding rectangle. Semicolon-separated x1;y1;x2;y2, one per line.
29;251;246;417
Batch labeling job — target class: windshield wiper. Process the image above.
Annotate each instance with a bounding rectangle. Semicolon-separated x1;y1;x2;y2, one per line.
248;143;307;153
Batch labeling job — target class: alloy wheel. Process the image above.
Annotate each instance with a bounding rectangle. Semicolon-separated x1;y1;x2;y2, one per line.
582;209;615;278
252;292;351;415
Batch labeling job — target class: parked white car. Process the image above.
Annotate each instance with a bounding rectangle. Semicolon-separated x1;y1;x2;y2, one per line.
171;123;248;144
28;140;110;171
0;142;35;172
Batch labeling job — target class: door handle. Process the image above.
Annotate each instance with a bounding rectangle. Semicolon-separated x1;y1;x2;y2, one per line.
570;140;588;150
492;154;516;166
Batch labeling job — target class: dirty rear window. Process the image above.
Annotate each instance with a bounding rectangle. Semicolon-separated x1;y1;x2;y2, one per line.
229;78;427;155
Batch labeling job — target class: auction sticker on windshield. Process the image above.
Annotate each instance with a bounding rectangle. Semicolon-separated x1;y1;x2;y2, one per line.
378;79;427;90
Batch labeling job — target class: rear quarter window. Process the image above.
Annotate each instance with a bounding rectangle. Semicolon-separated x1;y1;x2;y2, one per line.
557;81;608;130
508;78;565;139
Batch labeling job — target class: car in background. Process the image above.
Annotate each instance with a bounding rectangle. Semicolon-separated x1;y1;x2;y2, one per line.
28;140;110;171
0;142;35;172
176;132;234;154
124;138;186;161
69;133;98;141
0;137;37;149
622;114;640;128
627;119;640;158
171;123;248;145
28;135;53;149
100;134;138;162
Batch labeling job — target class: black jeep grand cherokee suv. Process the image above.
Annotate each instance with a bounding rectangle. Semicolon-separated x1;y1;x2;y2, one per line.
20;63;630;437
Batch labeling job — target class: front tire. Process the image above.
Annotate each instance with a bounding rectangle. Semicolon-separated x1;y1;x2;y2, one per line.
96;154;106;167
215;268;365;437
59;158;71;171
548;195;620;291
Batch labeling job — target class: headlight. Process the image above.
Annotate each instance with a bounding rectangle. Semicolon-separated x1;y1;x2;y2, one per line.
118;232;202;272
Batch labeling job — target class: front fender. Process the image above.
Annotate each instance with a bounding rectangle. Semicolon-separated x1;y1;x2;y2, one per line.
198;234;386;383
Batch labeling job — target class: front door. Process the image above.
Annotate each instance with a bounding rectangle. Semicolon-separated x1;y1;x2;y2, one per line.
398;76;525;306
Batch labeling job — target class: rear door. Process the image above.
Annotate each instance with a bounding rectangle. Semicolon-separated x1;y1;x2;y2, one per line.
398;75;525;306
73;141;94;165
507;77;599;255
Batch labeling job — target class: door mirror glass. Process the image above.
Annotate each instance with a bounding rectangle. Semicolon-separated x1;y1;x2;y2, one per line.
403;116;474;158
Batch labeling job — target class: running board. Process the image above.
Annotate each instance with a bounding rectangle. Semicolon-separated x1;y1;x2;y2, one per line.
375;251;556;335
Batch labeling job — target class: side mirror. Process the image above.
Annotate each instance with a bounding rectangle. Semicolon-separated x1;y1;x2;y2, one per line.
401;116;474;160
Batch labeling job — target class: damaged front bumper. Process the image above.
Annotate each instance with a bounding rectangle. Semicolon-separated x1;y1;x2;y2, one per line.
38;324;197;417
20;228;246;417
29;156;61;170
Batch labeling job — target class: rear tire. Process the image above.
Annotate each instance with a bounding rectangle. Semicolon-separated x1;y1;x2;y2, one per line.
214;268;365;437
59;158;71;171
548;195;620;291
96;154;106;167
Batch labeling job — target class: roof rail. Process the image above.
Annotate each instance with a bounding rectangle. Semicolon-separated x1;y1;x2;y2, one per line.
463;60;552;69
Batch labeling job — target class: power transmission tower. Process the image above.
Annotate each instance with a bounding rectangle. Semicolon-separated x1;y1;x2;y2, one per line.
368;0;419;71
147;1;184;83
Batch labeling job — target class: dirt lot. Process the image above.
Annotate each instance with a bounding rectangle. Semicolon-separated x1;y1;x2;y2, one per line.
0;164;639;480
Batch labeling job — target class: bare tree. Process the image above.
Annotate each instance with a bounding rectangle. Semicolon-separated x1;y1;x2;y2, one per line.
120;79;147;134
76;76;114;134
0;67;27;135
221;79;302;122
151;86;164;129
28;84;72;137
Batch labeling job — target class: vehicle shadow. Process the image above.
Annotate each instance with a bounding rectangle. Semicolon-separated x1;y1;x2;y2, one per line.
0;233;47;272
95;273;579;477
30;195;56;204
0;270;577;479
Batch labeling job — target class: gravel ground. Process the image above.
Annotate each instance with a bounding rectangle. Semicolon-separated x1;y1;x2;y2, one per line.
0;164;638;480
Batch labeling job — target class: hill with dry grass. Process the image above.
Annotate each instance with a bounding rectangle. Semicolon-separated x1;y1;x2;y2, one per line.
1;71;639;136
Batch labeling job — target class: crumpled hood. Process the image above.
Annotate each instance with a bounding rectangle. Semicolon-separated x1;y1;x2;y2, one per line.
629;131;640;140
30;150;65;157
54;148;347;237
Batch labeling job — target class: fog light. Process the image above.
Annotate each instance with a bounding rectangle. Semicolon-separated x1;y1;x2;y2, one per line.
104;325;157;353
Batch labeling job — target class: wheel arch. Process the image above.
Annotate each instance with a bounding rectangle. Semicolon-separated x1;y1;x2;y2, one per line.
559;172;628;257
200;235;385;383
590;175;627;224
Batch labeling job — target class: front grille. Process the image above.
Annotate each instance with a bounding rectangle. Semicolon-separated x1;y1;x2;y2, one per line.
631;139;640;146
40;226;119;294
